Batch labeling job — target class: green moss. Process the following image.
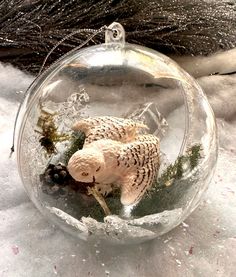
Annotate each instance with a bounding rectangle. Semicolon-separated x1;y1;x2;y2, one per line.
63;131;86;164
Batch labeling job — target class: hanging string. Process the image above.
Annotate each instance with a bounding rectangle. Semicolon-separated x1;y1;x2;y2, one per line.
38;25;109;75
10;25;112;157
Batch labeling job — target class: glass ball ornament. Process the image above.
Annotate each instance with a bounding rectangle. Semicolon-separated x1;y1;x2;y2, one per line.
15;23;217;244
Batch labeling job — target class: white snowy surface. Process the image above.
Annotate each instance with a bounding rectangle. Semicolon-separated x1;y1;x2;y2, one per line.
0;50;236;277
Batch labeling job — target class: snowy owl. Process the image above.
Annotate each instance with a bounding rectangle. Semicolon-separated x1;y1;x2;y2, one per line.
67;116;160;205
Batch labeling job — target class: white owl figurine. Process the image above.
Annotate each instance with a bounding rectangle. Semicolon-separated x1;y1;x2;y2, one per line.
67;116;160;206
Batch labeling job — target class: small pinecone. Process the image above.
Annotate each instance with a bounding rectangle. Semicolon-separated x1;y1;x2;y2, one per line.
41;163;71;186
40;163;94;196
40;163;74;197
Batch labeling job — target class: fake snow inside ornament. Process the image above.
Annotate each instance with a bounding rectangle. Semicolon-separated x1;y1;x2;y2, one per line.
15;22;217;244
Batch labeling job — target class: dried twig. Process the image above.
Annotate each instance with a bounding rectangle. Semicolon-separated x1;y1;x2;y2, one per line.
87;186;112;216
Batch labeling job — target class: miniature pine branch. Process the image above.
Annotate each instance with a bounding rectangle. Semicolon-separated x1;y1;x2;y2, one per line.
63;131;86;164
187;144;202;170
152;143;202;190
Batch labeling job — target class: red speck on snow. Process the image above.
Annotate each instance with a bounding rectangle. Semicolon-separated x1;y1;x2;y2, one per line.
12;245;19;255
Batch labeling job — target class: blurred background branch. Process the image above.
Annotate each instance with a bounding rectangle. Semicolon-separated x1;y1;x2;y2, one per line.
0;0;235;73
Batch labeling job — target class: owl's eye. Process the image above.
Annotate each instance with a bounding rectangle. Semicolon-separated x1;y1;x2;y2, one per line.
96;166;101;172
81;172;89;176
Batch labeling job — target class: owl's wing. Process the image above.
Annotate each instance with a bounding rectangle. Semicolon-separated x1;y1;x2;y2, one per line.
117;134;160;168
118;134;160;205
72;116;148;144
120;163;158;206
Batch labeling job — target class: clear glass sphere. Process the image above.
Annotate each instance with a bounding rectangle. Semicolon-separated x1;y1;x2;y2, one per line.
16;42;217;244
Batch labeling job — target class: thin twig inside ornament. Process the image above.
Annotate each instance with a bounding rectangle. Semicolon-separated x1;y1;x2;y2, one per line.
87;187;111;216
